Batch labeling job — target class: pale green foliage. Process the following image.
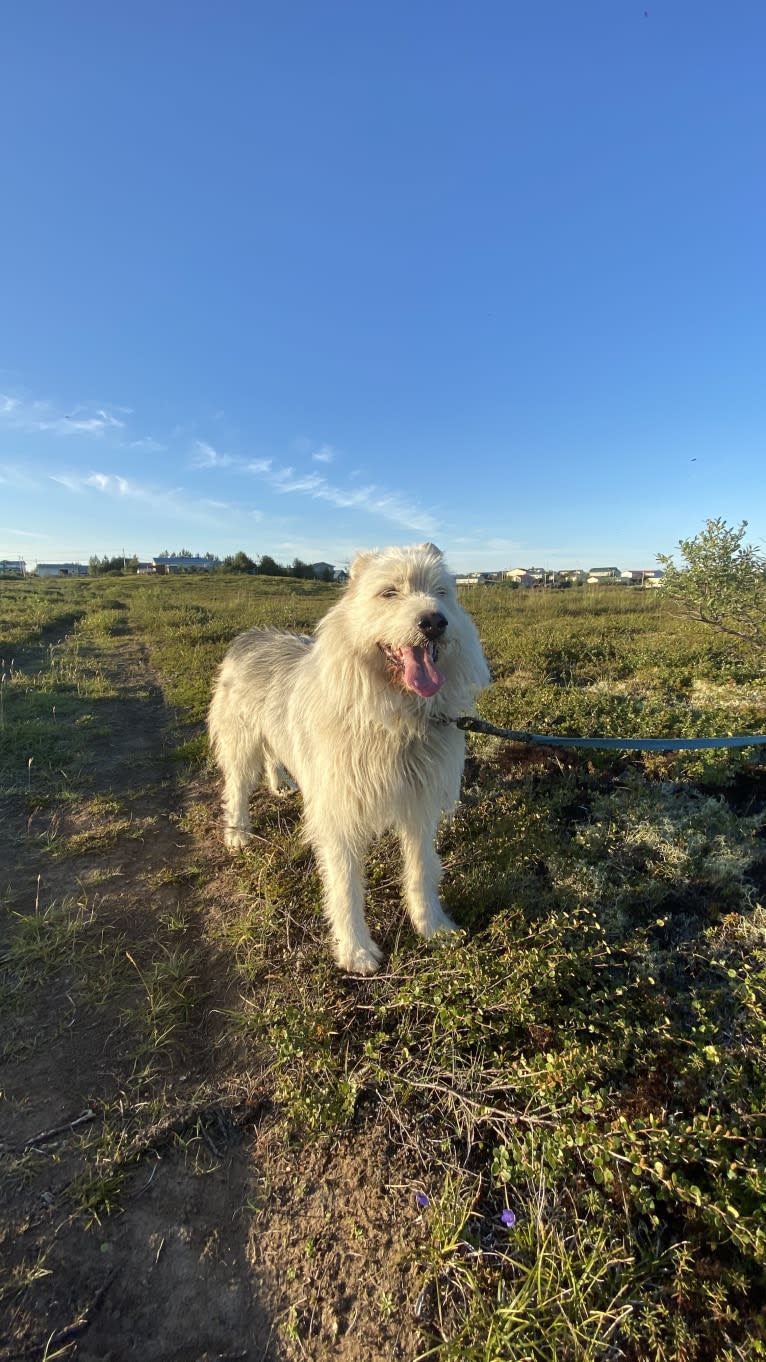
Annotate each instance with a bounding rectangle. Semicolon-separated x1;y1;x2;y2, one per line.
658;518;766;650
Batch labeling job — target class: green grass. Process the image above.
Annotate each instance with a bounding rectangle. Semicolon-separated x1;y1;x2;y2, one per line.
0;589;122;804
125;571;337;720
227;773;765;1358
1;573;765;1360
0;891;133;1068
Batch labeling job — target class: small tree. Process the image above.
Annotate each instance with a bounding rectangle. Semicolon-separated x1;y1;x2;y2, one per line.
658;518;766;650
291;558;320;580
257;554;285;577
223;550;256;573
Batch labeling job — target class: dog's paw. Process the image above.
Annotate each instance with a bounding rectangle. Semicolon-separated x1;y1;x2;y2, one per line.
418;908;459;940
224;826;252;850
267;765;298;797
336;939;384;976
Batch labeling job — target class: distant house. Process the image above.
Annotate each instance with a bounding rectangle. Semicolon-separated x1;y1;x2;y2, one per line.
333;569;349;583
151;555;220;574
455;572;495;587
557;569;588;585
621;569;664;588
587;567;621;584
310;562;335;580
0;559;26;576
502;566;551;587
36;562;88;578
502;567;536;587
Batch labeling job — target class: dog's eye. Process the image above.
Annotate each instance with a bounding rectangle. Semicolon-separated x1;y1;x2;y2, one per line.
379;587;398;599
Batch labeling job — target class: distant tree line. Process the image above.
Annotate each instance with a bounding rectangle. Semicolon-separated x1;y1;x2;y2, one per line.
88;554;139;575
87;549;336;581
155;549;219;561
220;551;335;581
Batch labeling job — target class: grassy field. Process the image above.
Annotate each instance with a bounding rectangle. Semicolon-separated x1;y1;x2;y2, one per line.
1;573;765;1361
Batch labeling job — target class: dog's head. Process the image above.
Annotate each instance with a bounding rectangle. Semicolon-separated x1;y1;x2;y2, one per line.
322;542;490;707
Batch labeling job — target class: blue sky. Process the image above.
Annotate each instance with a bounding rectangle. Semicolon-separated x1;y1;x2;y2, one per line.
1;1;764;573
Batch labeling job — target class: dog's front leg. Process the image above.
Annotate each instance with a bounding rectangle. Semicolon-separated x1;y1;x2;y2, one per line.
313;834;383;975
398;817;458;940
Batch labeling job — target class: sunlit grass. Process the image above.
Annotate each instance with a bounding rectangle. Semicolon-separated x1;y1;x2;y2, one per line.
1;573;764;1360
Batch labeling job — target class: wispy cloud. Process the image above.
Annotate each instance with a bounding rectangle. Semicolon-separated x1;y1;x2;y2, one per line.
1;392;125;437
257;463;439;535
5;386;439;544
51;471;138;496
271;469;322;494
0;525;48;539
48;467;242;531
188;440;435;536
52;470;167;504
188;438;434;539
67;409;125;434
128;436;166;453
85;472;132;494
50;473;86;493
192;440;232;469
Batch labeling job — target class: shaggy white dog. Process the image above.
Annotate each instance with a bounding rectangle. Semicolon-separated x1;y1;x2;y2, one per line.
208;543;490;974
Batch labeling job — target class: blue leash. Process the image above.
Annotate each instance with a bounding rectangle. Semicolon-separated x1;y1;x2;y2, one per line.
455;716;766;752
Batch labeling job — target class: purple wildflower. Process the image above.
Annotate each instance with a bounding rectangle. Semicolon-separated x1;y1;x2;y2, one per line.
415;1192;430;1209
500;1208;516;1228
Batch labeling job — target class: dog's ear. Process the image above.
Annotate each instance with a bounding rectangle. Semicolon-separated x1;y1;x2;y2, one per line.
349;550;377;581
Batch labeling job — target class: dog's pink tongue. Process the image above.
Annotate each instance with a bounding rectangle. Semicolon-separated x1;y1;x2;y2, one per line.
401;645;445;698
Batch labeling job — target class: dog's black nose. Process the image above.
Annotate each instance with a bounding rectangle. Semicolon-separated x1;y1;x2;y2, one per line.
417;611;448;641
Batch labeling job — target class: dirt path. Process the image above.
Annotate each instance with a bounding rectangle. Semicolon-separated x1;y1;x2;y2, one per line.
0;627;426;1362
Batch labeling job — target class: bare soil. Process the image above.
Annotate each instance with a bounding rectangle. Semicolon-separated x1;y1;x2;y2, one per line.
0;634;427;1362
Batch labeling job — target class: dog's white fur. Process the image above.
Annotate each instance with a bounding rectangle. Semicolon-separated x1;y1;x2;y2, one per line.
208;542;490;974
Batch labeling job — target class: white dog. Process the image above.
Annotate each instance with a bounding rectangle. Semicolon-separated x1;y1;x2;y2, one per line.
208;543;490;974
